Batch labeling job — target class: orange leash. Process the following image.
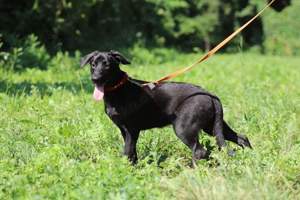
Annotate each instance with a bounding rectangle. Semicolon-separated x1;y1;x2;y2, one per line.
143;0;277;88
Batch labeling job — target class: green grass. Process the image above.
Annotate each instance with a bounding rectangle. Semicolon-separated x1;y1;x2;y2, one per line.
0;52;299;199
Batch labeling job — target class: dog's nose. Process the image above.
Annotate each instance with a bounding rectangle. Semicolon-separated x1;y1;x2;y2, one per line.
92;77;98;82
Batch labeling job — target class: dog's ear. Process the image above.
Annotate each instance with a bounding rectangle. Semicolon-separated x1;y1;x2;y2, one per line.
109;50;131;65
80;51;99;67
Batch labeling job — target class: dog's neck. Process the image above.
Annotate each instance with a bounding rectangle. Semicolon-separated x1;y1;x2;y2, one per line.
104;71;128;92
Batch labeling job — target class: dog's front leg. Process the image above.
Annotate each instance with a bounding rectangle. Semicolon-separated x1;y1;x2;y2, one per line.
119;126;140;164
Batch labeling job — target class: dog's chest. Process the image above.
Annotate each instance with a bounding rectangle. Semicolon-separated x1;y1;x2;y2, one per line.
105;106;120;119
104;93;169;129
104;98;147;121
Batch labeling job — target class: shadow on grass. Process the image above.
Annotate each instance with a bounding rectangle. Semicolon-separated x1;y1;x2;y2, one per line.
138;138;216;168
0;79;93;97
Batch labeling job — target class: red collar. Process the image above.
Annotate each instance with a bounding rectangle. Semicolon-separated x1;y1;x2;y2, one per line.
104;74;128;92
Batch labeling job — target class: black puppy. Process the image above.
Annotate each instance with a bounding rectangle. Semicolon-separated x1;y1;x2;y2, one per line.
81;50;252;164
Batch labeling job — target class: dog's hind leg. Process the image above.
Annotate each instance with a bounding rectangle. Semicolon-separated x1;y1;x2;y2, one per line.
172;114;208;164
223;121;252;149
211;98;226;149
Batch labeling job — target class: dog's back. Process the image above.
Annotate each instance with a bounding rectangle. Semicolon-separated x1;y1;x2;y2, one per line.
104;79;218;131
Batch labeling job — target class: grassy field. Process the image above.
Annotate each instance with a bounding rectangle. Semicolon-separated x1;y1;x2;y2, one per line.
0;52;299;199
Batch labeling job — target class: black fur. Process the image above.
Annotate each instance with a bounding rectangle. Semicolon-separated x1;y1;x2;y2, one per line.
81;51;252;164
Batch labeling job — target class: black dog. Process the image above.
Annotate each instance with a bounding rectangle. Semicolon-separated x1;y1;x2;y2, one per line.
81;50;252;164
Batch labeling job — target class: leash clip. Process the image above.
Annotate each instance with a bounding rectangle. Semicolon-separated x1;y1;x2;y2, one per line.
144;82;157;90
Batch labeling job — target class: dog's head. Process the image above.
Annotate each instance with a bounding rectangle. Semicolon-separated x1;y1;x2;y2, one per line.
80;50;130;86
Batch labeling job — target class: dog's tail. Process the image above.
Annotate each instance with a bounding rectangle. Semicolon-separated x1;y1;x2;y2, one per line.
211;97;226;148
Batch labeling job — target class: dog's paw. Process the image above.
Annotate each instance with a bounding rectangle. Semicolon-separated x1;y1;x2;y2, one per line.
227;149;236;157
193;149;209;160
238;135;253;149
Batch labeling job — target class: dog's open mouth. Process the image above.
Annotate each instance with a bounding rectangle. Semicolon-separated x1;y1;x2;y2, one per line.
93;85;104;101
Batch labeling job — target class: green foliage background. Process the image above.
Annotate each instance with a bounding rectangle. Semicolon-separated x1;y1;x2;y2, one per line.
0;0;298;54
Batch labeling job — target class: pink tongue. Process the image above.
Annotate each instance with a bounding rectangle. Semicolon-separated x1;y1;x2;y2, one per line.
93;86;104;101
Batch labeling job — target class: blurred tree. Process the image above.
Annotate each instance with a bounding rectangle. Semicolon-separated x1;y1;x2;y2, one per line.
0;0;292;53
